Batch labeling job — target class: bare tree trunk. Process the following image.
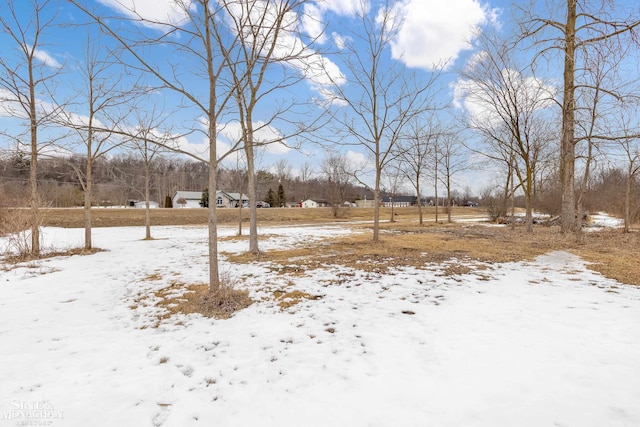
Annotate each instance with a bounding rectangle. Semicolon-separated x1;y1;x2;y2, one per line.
560;0;577;233
373;167;381;241
510;157;515;230
28;62;40;257
446;175;452;223
417;181;423;225
246;140;259;253
624;168;632;233
390;197;395;222
434;151;439;223
525;167;533;233
144;160;151;239
84;155;93;249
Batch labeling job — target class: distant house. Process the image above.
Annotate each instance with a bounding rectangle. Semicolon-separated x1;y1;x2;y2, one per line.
215;191;249;208
172;191;204;208
381;195;417;207
133;200;159;209
302;198;330;208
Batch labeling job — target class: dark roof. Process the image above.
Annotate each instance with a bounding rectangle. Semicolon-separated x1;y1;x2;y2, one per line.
381;195;417;203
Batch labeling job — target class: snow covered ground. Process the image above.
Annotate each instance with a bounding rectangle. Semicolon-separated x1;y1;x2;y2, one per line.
1;223;639;427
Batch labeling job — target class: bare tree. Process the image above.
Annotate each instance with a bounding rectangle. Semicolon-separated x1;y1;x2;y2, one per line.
615;106;640;233
221;0;324;253
519;0;640;232
58;31;144;249
397;117;442;225
129;107;173;240
0;0;65;257
297;161;314;201
321;152;352;218
455;32;557;232
382;161;405;222
436;132;467;223
69;0;240;292
327;0;442;241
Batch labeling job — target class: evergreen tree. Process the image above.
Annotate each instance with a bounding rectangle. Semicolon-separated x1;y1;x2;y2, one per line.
277;183;285;207
201;188;209;207
265;188;275;207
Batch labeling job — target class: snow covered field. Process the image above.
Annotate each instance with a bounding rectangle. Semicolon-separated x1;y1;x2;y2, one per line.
1;223;639;427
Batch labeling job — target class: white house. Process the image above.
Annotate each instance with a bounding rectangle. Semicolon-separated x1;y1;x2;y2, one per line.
214;191;249;208
302;199;330;208
172;191;203;208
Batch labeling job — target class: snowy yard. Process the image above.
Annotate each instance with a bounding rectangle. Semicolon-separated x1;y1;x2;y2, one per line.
1;224;639;426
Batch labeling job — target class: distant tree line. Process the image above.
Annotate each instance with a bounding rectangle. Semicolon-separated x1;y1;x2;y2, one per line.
0;154;377;208
1;152;637;222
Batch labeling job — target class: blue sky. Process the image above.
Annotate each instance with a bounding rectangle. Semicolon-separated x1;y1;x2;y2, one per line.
2;0;637;196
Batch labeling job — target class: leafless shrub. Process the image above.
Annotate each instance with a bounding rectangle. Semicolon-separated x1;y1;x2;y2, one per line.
0;208;41;260
481;187;507;222
151;269;252;321
198;270;252;319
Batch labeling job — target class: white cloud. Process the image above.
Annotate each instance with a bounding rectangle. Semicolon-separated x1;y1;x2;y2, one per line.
174;135;211;161
217;120;291;157
332;32;350;50
301;3;326;43
452;68;557;126
345;150;370;172
301;0;366;42
96;0;194;29
0;89;21;118
388;0;490;70
221;1;346;102
33;49;62;68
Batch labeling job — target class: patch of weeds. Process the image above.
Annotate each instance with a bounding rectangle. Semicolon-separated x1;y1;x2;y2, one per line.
1;247;105;266
154;275;252;320
439;262;474;277
142;272;164;282
273;289;323;310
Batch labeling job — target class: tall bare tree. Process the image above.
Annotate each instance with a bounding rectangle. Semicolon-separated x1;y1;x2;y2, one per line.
327;0;442;241
129;106;173;240
456;32;556;232
69;0;240;292
58;31;143;249
221;0;323;254
436;132;467;223
519;0;640;232
0;0;65;257
615;106;640;233
397;117;442;225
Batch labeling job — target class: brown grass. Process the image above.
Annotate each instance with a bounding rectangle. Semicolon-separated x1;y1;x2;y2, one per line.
225;221;640;286
4;206;487;228
273;289;323;309
143;277;252;325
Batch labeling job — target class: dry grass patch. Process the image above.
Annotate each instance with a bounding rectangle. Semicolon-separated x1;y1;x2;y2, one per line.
569;230;640;286
224;223;640;286
228;225;557;274
2;246;105;265
273;289;323;309
150;279;252;322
